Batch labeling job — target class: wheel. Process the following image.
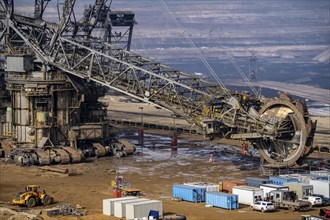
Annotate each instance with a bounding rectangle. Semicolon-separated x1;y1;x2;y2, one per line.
163;215;186;220
256;95;315;168
26;197;36;208
43;195;52;206
261;208;265;213
121;190;128;197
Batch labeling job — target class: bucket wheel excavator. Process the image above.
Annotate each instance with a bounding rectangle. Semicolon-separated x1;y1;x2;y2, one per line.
0;0;316;168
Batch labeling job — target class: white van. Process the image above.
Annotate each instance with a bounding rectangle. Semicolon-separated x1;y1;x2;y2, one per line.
301;196;322;206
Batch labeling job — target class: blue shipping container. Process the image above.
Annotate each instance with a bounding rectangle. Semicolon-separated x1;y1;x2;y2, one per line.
206;192;239;210
269;176;299;185
172;184;205;202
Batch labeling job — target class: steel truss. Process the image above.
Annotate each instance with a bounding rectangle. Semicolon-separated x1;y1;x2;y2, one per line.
0;0;316;167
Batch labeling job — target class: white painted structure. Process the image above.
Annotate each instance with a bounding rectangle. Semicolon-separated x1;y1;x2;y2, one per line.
260;184;289;199
114;198;148;218
125;200;163;219
309;180;330;198
102;197;136;215
232;186;263;205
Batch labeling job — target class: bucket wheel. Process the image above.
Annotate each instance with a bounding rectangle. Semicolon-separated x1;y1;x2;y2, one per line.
256;93;315;168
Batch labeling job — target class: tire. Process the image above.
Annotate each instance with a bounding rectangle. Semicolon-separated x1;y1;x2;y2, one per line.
121;190;128;197
26;197;36;208
43;195;52;206
261;208;265;213
163;215;186;220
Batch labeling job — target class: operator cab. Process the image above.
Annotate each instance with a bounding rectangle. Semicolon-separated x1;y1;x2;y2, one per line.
203;119;221;135
26;185;40;193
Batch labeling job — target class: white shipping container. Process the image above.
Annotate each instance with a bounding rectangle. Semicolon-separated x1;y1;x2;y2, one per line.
309;180;330;198
183;182;219;192
102;197;136;215
125;200;162;219
114;198;148;218
232;186;263;205
260;184;289;199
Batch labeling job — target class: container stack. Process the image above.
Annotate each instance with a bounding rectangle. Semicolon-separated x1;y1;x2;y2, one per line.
172;183;239;210
103;196;136;216
170;172;330;213
102;197;162;219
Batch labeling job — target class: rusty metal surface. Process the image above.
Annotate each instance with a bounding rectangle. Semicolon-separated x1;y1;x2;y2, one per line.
34;148;51;165
61;147;82;163
53;148;71;164
92;143;106;157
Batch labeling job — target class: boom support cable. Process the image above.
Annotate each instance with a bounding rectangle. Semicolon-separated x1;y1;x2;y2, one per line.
159;0;231;97
213;36;258;96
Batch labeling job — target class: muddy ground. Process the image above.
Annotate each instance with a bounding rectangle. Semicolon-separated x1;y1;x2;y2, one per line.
0;96;329;220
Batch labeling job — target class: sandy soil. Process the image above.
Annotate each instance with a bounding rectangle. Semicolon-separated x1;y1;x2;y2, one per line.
0;148;327;220
0;95;329;220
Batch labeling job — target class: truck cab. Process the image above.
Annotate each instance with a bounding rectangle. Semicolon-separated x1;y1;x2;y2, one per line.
269;190;312;211
270;190;297;203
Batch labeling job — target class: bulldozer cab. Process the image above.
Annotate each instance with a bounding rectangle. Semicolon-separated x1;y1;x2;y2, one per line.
26;185;40;193
202;119;222;135
112;175;131;188
115;176;125;183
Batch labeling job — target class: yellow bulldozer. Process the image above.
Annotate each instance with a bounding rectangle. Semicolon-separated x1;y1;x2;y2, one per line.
12;185;54;208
